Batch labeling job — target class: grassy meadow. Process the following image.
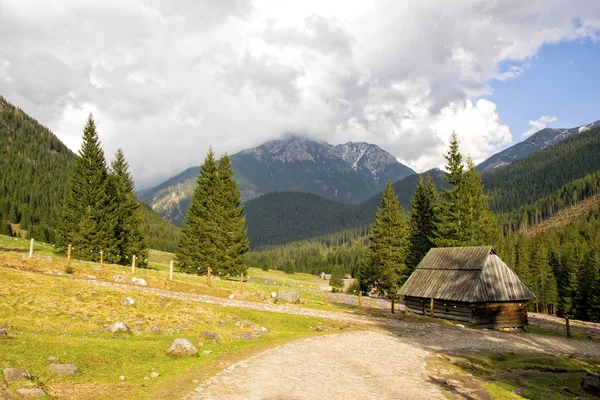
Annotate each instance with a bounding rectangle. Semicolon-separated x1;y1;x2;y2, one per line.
0;236;353;399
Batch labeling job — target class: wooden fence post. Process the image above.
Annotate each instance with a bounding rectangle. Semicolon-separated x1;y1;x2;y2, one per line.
566;317;572;338
391;296;395;314
324;290;328;305
207;267;211;287
67;244;72;265
169;261;173;281
131;255;136;275
28;238;34;259
240;274;244;292
358;291;362;310
100;250;103;267
430;298;435;318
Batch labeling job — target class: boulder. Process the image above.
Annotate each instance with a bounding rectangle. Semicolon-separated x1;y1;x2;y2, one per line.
270;292;277;298
316;325;331;332
121;297;135;306
166;338;198;356
150;372;160;378
113;275;126;283
47;363;79;376
3;368;31;382
581;373;600;396
110;322;131;333
277;289;300;303
200;331;222;344
15;388;46;398
119;375;126;381
131;277;147;286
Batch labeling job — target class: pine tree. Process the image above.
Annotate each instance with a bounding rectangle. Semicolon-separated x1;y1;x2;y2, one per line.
461;158;499;245
329;265;344;293
434;132;465;247
57;114;115;262
363;181;408;313
216;154;249;276
406;174;438;272
176;149;221;275
109;149;148;267
530;242;558;314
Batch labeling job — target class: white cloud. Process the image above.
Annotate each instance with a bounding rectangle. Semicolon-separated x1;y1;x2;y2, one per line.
0;0;599;187
523;115;559;138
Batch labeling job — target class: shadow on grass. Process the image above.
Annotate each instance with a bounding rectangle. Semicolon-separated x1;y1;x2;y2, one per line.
0;246;28;253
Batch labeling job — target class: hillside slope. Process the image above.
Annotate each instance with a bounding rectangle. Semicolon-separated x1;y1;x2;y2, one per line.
0;96;179;251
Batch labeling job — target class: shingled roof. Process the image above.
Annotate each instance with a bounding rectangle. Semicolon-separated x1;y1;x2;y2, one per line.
400;246;536;303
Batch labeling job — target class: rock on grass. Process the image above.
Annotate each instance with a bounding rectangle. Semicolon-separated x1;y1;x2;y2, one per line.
166;338;198;356
2;368;31;382
47;363;79;376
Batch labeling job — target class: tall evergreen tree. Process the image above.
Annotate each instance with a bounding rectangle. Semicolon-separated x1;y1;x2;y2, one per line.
407;174;438;272
216;154;249;276
57;114;115;262
176;148;221;275
461;158;499;245
434;132;465;247
362;181;408;313
110;149;148;267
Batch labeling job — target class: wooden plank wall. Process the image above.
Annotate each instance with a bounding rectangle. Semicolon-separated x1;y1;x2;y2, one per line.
404;297;472;323
471;302;528;328
404;297;529;328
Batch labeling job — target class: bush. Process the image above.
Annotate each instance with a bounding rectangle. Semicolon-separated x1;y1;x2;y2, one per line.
329;265;344;293
282;259;295;274
64;265;74;274
346;279;361;295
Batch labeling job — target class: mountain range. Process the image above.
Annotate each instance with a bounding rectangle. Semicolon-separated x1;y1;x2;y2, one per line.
140;135;415;225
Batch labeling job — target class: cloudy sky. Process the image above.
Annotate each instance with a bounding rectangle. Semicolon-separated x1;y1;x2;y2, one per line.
1;1;599;188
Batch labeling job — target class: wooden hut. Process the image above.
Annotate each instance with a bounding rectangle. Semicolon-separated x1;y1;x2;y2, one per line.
400;246;536;328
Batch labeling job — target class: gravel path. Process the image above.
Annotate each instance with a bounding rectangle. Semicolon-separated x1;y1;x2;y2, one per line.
184;330;445;400
81;279;600;399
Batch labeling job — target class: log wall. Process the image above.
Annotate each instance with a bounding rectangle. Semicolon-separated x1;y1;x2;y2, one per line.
404;297;529;328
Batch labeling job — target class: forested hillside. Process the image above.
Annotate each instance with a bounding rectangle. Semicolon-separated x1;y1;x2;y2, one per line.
0;96;179;251
244;170;447;247
484;125;600;214
0;96;74;242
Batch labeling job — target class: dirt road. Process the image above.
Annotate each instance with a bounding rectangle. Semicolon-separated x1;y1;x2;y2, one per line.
184;331;446;400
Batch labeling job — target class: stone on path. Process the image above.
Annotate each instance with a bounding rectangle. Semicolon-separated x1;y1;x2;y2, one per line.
15;388;46;398
131;277;147;286
228;294;235;299
582;373;600;396
113;275;126;283
2;368;31;382
121;297;135;306
166;338;198;356
277;289;300;303
455;324;465;329
110;322;131;333
47;363;79;376
270;292;277;298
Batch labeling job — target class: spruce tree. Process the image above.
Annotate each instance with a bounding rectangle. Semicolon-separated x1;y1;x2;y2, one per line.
57;114;115;262
363;181;408;313
216;154;249;276
461;158;499;245
109;149;147;267
434;132;465;247
176;149;221;275
406;174;438;272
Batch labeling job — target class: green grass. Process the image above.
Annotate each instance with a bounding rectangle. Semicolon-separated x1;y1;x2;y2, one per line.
484;377;590;400
0;243;351;399
452;353;600;399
